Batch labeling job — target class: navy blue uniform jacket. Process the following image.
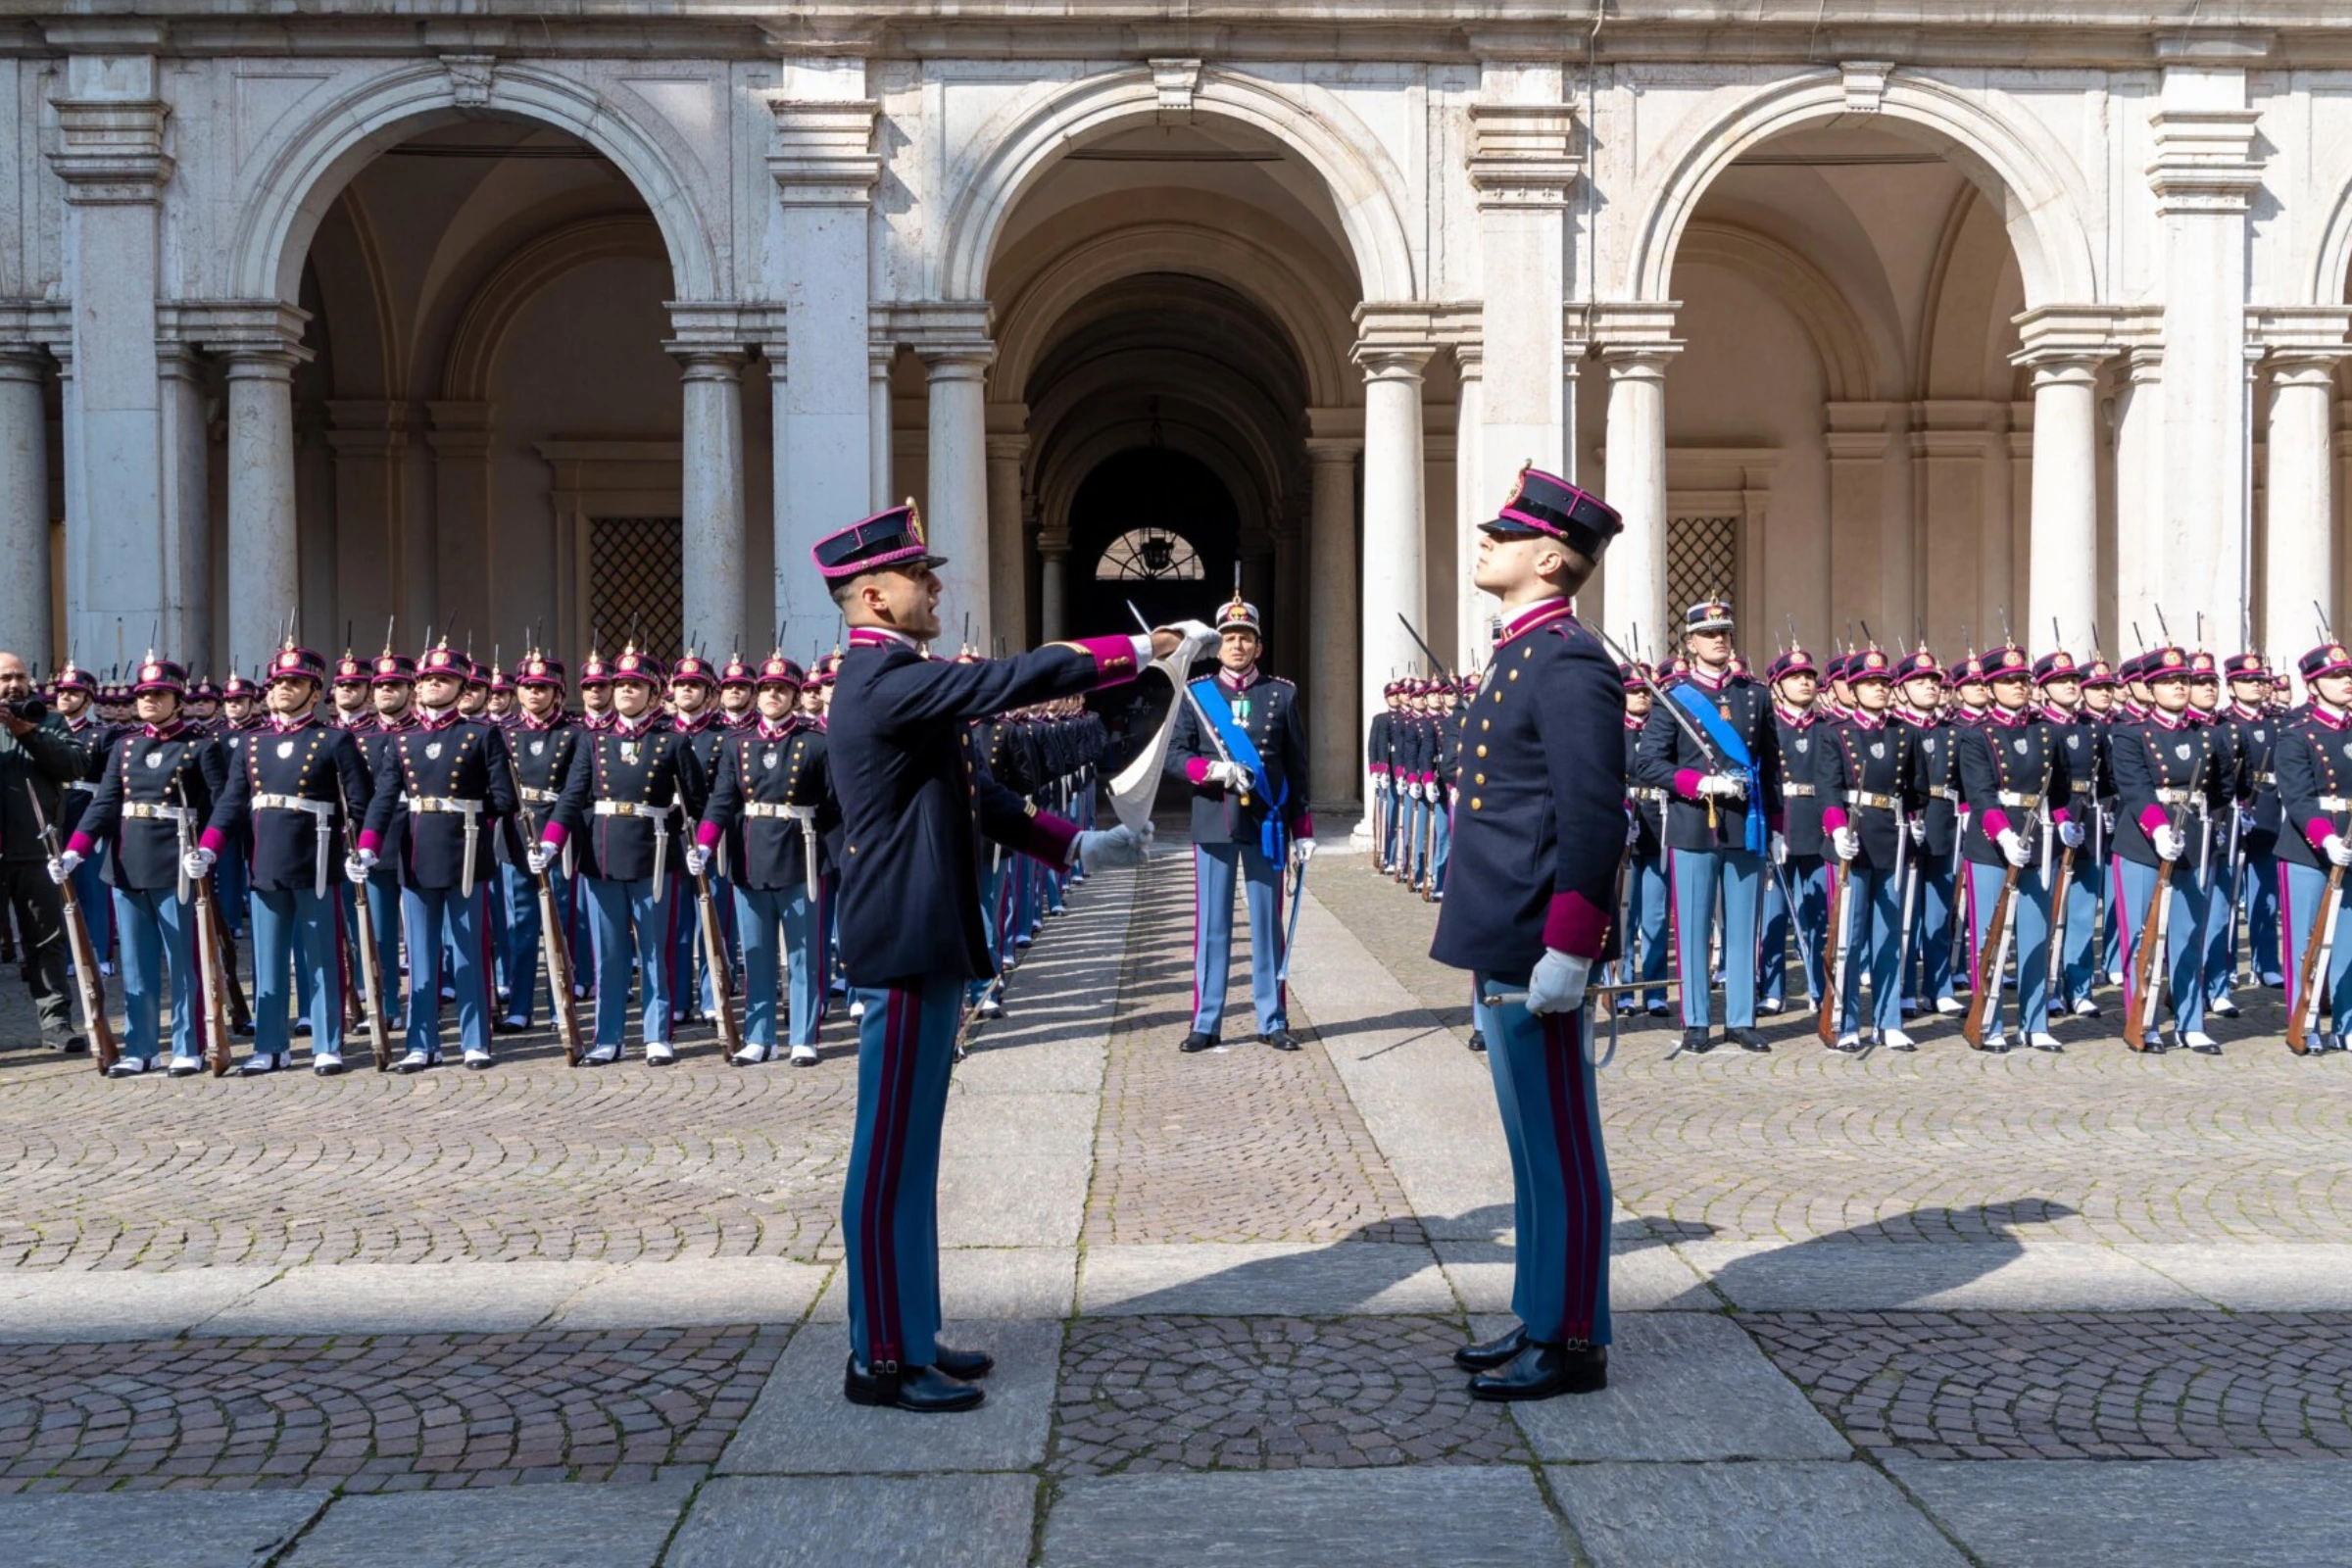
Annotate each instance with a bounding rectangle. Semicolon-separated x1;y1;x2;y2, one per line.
361;713;518;892
69;723;228;893
1166;668;1313;848
827;627;1142;987
203;716;375;893
1430;599;1624;974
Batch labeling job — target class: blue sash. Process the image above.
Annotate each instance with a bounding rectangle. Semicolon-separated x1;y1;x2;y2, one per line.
1189;677;1289;864
1670;684;1770;857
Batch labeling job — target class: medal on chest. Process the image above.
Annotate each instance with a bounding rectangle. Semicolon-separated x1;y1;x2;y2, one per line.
530;739;545;758
276;740;295;760
620;741;641;765
145;750;164;770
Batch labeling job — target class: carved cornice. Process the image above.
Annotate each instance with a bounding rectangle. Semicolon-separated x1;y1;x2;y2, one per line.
1467;103;1579;212
767;98;881;205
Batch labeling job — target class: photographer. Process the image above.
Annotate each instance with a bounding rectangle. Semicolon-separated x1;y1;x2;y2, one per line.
0;651;90;1052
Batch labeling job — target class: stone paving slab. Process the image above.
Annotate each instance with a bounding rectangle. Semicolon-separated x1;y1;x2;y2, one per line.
809;1247;1076;1323
1887;1457;2352;1567
1040;1467;1574;1567
1437;1237;1716;1314
667;1474;1039;1568
0;1265;278;1343
936;1152;1092;1248
193;1260;606;1336
2119;1243;2352;1308
1494;1312;1851;1461
1549;1461;1969;1568
1078;1242;1452;1315
941;1088;1101;1159
1683;1240;2210;1310
718;1319;1060;1474
952;1039;1109;1094
3;1491;329;1567
548;1257;827;1329
282;1476;698;1567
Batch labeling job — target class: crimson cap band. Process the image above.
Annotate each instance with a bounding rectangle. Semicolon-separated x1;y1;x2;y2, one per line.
2300;643;2352;682
1216;595;1260;635
1479;466;1624;561
132;657;189;696
812;503;946;582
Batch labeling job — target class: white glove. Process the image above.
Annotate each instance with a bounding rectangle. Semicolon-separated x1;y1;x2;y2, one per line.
1996;828;2032;869
2058;820;2084;850
1832;826;1861;863
182;848;217;881
344;854;373;884
1770;831;1789;866
1697;773;1746;800
1204;760;1251;792
1907;815;1927;846
2237;807;2258;834
1290;837;1317;869
2152;824;2184;862
1076;822;1152;871
526;843;554;875
1524;949;1592;1017
1161;619;1218;666
2327;834;2352;869
684;845;710;878
47;851;80;884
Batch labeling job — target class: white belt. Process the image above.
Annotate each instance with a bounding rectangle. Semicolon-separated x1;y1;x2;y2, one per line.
1629;787;1666;804
2321;796;2352;812
1782;783;1816;798
594;799;678;901
1849;791;1899;810
1996;792;2041;809
1928;786;1957;802
255;794;337;898
122;803;194;822
2154;788;2206;808
63;781;92;796
593;800;674;818
409;796;485;897
744;801;805;819
519;786;560;805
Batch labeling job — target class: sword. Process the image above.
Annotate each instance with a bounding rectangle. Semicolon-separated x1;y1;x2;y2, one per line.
1132;602;1248;805
1275;857;1306;985
788;803;820;902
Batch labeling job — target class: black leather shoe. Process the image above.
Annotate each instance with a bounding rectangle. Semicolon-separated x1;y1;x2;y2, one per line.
1467;1340;1608;1401
1261;1029;1302;1053
1452;1323;1526;1372
1680;1027;1715;1055
843;1356;984;1412
931;1344;995;1381
1179;1031;1219;1054
1729;1028;1772;1054
1466;1029;1487;1054
57;1035;89;1056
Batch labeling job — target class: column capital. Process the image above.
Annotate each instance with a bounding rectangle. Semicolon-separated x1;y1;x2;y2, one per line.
1305;435;1364;465
985;433;1029;463
1351;304;1438;378
766;97;882;205
1036;527;1071;558
164;299;312;361
46;91;172;204
2248;304;2352;359
2147;105;2263;216
2010;303;2139;368
1467;102;1580;211
667;345;748;381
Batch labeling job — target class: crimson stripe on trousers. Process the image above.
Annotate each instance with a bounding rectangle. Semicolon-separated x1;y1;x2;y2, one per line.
2113;858;2133;1022
1541;1006;1603;1343
2278;862;2296;1018
855;987;898;1364
866;986;920;1365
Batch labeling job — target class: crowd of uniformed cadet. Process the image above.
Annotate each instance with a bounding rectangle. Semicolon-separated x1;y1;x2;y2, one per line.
6;635;1108;1078
1369;604;2352;1058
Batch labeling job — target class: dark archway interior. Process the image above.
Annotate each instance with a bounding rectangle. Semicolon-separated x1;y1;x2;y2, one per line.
1069;446;1241;636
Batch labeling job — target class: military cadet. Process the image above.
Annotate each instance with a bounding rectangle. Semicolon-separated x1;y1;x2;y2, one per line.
1955;645;2078;1053
49;661;116;975
691;653;833;1065
813;501;1167;1411
328;651;373;729
212;670;263;940
50;655;227;1076
1427;678;1461;895
1167;592;1316;1054
532;646;705;1065
350;649;417;1029
1430;466;1622;1400
1760;645;1828;1014
495;651;578;1031
359;641;517;1071
1890;649;1964;1017
485;663;516;725
198;643;375;1074
457;659;493;721
578;649;615;731
185;678;220;732
1634;599;1783;1054
2221;655;2285;994
1366;682;1401;872
1616;664;1671;1017
2275;641;2352;1052
2082;657;2128;984
2109;645;2227;1054
1817;648;1923;1050
717;653;758;729
2036;652;2108;1017
665;650;732;1025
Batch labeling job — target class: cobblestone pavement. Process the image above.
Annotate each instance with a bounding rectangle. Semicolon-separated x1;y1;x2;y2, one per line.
1052;1315;1526;1474
1081;861;1422;1246
1320;856;2352;1246
1746;1309;2352;1460
0;1325;780;1494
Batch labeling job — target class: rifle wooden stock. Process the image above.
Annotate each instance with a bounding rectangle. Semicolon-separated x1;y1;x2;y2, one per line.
2286;861;2344;1056
2124;857;2175;1053
43;828;118;1072
205;885;251;1036
2045;842;2075;996
1817;858;1851;1045
1962;864;2021;1049
190;874;234;1076
536;865;585;1067
695;869;743;1058
349;882;393;1072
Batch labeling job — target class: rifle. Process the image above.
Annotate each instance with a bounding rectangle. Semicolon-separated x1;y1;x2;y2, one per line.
206;875;252;1038
1817;852;1852;1045
2125;729;2194;1053
1963;752;2055;1049
335;773;392;1071
694;865;743;1057
182;815;235;1077
2287;860;2343;1055
28;785;118;1072
536;863;585;1066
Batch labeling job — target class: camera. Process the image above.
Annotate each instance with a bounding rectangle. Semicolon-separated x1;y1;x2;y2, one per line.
5;695;47;725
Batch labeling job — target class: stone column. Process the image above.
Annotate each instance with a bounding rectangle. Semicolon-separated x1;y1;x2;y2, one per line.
0;347;50;662
869;343;896;510
985;425;1029;650
1600;343;1678;652
2149;71;2261;642
675;349;748;649
2267;353;2345;648
920;336;995;648
1304;428;1362;818
327;401;418;637
2020;352;2103;653
1451;346;1492;663
1355;339;1431;747
1037;528;1070;645
48;51;172;658
426;401;495;644
768;93;881;633
2111;347;2164;640
156;348;212;671
224;345;307;673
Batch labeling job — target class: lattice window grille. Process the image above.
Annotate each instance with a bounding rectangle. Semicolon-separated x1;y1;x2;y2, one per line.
589;516;683;657
1095;526;1204;581
1667;514;1739;625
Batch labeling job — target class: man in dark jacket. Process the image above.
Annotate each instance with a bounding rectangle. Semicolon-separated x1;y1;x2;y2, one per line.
1;650;90;1053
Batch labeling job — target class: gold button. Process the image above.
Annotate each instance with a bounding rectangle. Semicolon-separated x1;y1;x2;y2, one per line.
1480;720;1490;731
1508;669;1519;681
1523;647;1534;661
1476;745;1488;758
1470;798;1483;810
1474;773;1486;785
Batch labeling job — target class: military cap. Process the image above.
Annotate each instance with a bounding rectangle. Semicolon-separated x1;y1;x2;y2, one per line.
1981;645;2031;680
811;501;944;582
416;641;469;679
609;646;664;686
2082;658;2118;689
757;655;806;689
1685;599;1735;634
2143;646;2192;680
1848;647;1894;682
670;652;717;689
579;651;612;689
2223;653;2269;681
53;660;93;694
371;652;417;686
267;645;327;684
515;653;566;688
720;654;756;689
487;662;513;694
189;677;222;703
1954;655;1989;687
2032;650;2080;684
2299;642;2352;682
221;671;260;700
1765;645;1818;683
2186;650;2221;682
1481;466;1625;561
331;652;370;685
1899;647;1944;684
131;655;188;696
1216;594;1261;636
